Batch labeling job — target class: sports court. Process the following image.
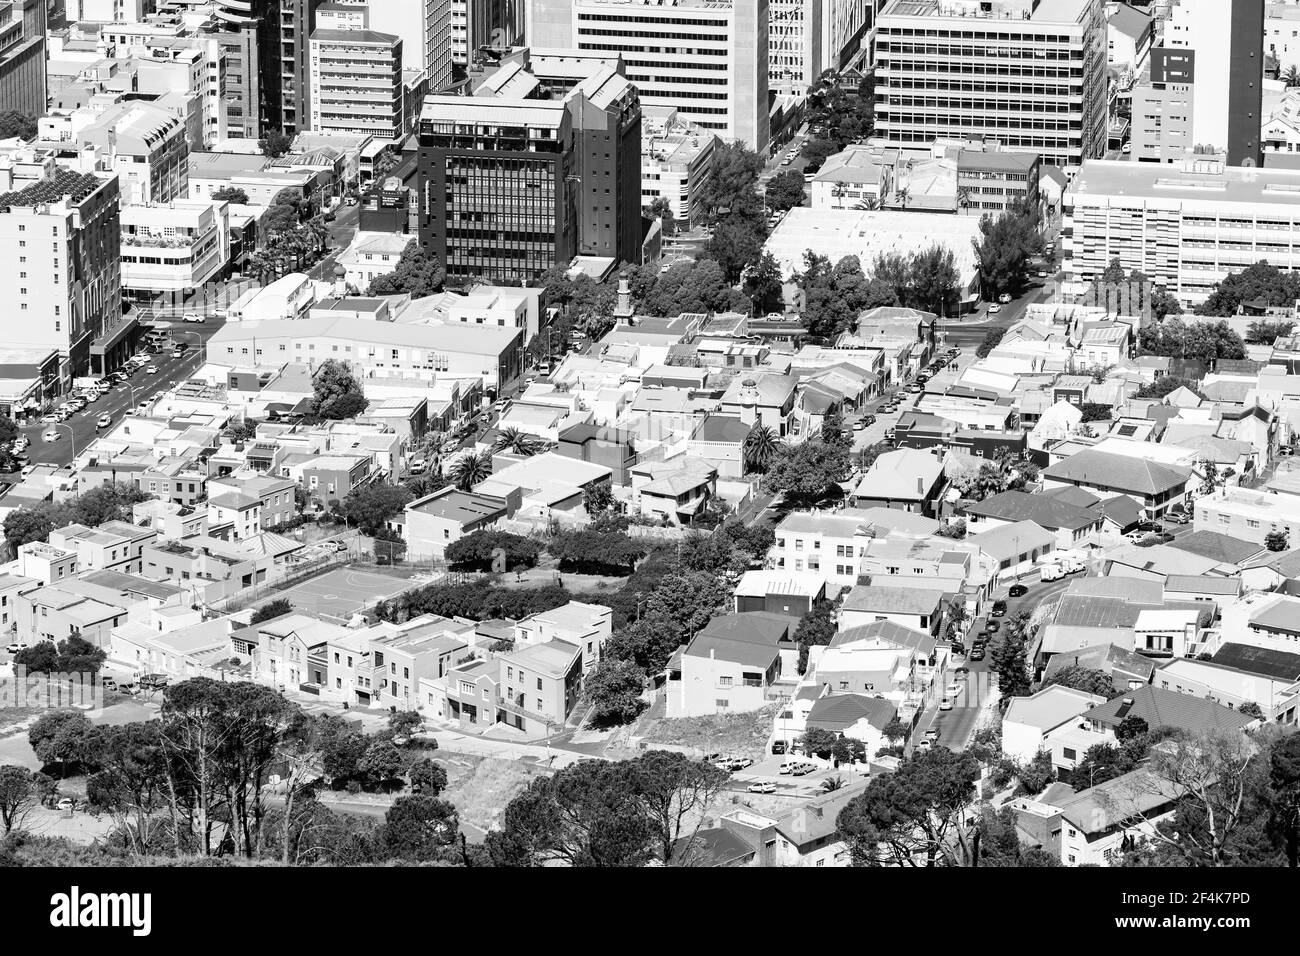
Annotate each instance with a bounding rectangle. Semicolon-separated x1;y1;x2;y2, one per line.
251;565;421;621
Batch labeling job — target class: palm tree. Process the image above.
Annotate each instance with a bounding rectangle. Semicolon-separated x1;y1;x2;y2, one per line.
493;426;540;457
743;424;780;473
448;451;492;491
1286;65;1300;88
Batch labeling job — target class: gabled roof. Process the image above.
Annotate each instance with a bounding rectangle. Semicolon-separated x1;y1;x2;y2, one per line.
842;585;947;616
806;693;896;732
1167;530;1265;567
669;827;756;867
1004;685;1108;732
831;619;936;655
1211;643;1300;682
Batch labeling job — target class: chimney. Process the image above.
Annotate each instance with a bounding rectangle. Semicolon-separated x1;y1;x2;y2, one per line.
613;270;634;325
917;476;924;495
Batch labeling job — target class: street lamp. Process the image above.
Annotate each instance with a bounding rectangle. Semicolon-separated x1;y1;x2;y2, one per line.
172;329;206;364
56;422;77;460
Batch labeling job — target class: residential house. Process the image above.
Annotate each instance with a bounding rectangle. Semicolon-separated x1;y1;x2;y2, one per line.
849;448;946;516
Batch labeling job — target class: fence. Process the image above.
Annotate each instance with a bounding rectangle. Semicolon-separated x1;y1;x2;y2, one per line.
206;548;356;615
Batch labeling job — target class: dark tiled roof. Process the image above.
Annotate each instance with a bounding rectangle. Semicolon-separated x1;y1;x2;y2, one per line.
963;489;1099;531
1168;530;1264;566
1211;643;1300;681
670;827;756;866
807;693;896;732
1083;685;1257;734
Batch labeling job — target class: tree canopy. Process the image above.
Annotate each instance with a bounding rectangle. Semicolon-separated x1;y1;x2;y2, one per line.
310;359;369;420
1196;261;1300;316
366;241;446;298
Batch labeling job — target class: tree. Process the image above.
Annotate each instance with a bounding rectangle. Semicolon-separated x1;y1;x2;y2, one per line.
1246;320;1295;345
837;747;982;866
1134;375;1202;400
605;611;684;674
646;196;676;237
82;722;168;855
16;636;106;679
744;251;785;315
1196;260;1300;316
448;450;493;491
990;621;1031;705
1151;289;1183;321
28;711;96;778
211;186;250;204
800;727;839;759
973;202;1040;299
794;598;837;674
820;404;851;450
882;719;910;748
0;110;37;140
742;424;781;474
705;216;765;285
975;328;1005;359
0;766;47;834
1116;715;1150;742
250;598;294;625
408;759;448;796
1138;316;1245;364
445;529;542;572
4;506;56;556
338;483;413;536
1100;256;1128;285
366;244;446;298
629;752;729;865
586;658;646;725
1269;732;1300;868
259;130;293;158
1040;665;1116;698
358;739;405;790
487;760;656;867
549;528;645;575
381;794;461;861
935;518;966;540
1079;402;1112;423
493;426;541;457
310;359;368;420
583;482;614;516
760;439;851;504
765;169;808;212
908;243;960;314
1141;730;1263;867
1266;529;1290;552
1238;702;1265;721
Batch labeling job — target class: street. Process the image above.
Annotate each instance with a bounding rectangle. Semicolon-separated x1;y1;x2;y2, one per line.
20;314;229;470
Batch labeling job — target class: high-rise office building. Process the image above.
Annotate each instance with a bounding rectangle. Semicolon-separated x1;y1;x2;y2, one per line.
873;0;1108;169
418;59;642;283
309;29;405;141
0;0;47;118
418;93;576;284
1130;0;1264;167
525;0;770;154
769;0;872;94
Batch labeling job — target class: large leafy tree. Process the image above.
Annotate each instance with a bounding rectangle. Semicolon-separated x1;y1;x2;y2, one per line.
908;243;960;314
28;711;97;778
760;438;851;504
795;598;837;673
765;169;808;212
338;483;413;535
837;748;982;866
380;794;462;862
586;658;646;725
744;251;786;315
0;109;37;141
366;241;445;297
0;766;51;834
1196;260;1300;316
1138;316;1245;364
444;529;542;572
310;359;368;420
973;202;1040;299
1039;665;1116;698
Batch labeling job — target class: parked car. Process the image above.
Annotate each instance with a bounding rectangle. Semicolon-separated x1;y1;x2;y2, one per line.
146;364;159;374
924;729;940;742
771;740;787;755
991;600;1008;617
998;293;1012;304
1008;584;1029;598
778;761;799;774
969;646;986;662
747;781;777;794
409;457;428;474
183;313;204;323
97;414;112;429
916;739;933;752
950;641;965;656
987;303;1002;314
790;763;814;776
1165;512;1189;525
853;418;867;431
939;697;955;711
42;428;60;442
5;641;28;654
984;620;1001;633
862;413;876;426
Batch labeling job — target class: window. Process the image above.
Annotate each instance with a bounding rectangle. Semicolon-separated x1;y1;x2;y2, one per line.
536;677;542;691
719;675;733;687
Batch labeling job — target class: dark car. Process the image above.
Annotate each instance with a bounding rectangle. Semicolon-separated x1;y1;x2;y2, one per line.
968;646;986;661
984;620;1001;633
950;641;966;656
991;600;1008;617
772;740;787;755
1137;521;1164;534
1008;584;1028;598
862;413;877;426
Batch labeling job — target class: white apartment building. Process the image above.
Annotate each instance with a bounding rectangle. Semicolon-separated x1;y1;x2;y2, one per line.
0;144;123;380
309;29;405;142
768;0;872;93
641;106;718;225
1129;0;1264;167
1267;1;1300;69
873;0;1109;170
1194;486;1300;546
525;0;771;153
1064;156;1300;307
119;200;230;296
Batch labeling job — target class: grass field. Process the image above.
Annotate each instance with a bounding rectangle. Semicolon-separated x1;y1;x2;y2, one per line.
440;752;550;836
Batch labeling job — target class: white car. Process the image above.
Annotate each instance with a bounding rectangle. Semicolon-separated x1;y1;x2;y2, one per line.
5;641;27;654
182;313;205;323
146;364;159;374
987;303;1002;314
1122;142;1132;154
997;293;1012;304
747;781;777;794
42;428;60;442
939;697;955;711
778;761;799;775
97;415;112;429
84;391;100;404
